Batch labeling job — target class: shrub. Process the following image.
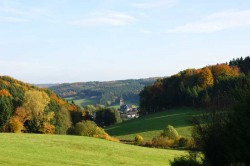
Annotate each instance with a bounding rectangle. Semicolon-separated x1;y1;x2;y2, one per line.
67;120;119;142
178;137;189;147
152;136;175;148
74;121;106;137
170;152;203;166
66;127;76;135
161;125;180;140
144;141;153;147
134;135;144;145
147;125;181;148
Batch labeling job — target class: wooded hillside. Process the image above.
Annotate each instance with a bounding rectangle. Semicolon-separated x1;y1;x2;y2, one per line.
0;76;78;134
139;56;250;114
49;78;157;106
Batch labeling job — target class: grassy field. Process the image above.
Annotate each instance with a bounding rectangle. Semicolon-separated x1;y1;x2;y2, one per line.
65;96;138;109
65;97;99;108
106;108;200;141
0;133;186;166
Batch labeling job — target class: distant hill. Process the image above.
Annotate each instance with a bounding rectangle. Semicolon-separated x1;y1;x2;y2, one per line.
34;83;59;88
49;78;159;107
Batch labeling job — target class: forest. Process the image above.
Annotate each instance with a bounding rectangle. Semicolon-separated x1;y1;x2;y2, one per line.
0;76;84;134
0;75;124;141
49;78;157;106
139;56;250;115
138;56;250;165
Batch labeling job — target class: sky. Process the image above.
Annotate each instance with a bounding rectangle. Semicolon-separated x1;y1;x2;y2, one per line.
1;0;250;84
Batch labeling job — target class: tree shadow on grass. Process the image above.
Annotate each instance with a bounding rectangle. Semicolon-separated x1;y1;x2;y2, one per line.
105;108;200;137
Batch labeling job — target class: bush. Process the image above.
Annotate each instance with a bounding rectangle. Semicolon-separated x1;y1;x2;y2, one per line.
66;127;76;135
178;137;189;147
144;141;153;147
170;152;202;166
161;125;180;140
74;121;106;137
146;125;181;148
67;120;119;142
152;136;175;148
134;135;144;145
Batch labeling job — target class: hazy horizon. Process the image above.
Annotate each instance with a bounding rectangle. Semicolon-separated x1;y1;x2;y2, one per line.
1;0;250;84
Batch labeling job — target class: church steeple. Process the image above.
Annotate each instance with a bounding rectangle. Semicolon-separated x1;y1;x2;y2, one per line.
120;97;124;107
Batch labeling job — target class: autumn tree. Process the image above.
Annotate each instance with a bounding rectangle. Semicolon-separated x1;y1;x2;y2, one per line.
210;64;240;82
22;90;54;133
197;67;214;88
0;89;11;97
9;107;31;132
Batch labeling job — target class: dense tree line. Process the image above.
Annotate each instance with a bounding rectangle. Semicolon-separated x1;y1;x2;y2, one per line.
69;104;122;127
229;56;250;74
49;78;157;106
139;57;250;114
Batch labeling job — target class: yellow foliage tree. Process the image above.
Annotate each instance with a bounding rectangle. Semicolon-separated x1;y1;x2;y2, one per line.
22;90;55;133
210;64;240;81
9;117;24;133
9;107;31;133
197;67;214;88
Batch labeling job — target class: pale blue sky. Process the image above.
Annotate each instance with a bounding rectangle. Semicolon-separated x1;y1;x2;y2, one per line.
1;0;250;83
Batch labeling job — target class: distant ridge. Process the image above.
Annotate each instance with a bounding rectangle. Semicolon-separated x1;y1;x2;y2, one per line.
34;83;60;88
48;77;160;107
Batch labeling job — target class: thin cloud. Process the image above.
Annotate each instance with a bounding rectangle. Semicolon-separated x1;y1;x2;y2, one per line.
0;7;28;15
168;9;250;33
131;0;177;9
0;16;29;23
71;11;137;27
0;6;52;23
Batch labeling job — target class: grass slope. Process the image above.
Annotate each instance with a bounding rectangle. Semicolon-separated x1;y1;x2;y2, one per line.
106;108;199;141
65;97;99;108
0;133;185;166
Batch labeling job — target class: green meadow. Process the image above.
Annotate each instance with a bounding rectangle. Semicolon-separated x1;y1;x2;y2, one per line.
0;133;185;166
106;108;200;141
65;97;99;108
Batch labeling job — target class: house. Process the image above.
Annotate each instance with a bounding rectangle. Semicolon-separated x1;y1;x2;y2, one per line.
118;97;139;119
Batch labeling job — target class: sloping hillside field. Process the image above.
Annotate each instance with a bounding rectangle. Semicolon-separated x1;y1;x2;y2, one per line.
106;108;199;141
0;133;185;166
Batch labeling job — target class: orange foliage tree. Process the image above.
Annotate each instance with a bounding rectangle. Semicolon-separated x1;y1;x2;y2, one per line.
210;64;240;81
197;67;214;88
9;107;31;132
0;89;11;97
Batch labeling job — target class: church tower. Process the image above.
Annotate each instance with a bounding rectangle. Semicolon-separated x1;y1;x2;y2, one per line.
120;97;124;107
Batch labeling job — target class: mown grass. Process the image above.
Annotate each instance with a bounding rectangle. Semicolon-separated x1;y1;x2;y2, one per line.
0;133;185;166
65;98;99;108
106;108;200;141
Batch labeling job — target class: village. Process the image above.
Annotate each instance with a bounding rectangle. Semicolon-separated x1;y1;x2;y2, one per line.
118;97;139;119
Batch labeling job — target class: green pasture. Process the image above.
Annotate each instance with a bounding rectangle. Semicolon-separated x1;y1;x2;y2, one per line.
106;108;200;141
65;97;99;108
0;133;185;166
